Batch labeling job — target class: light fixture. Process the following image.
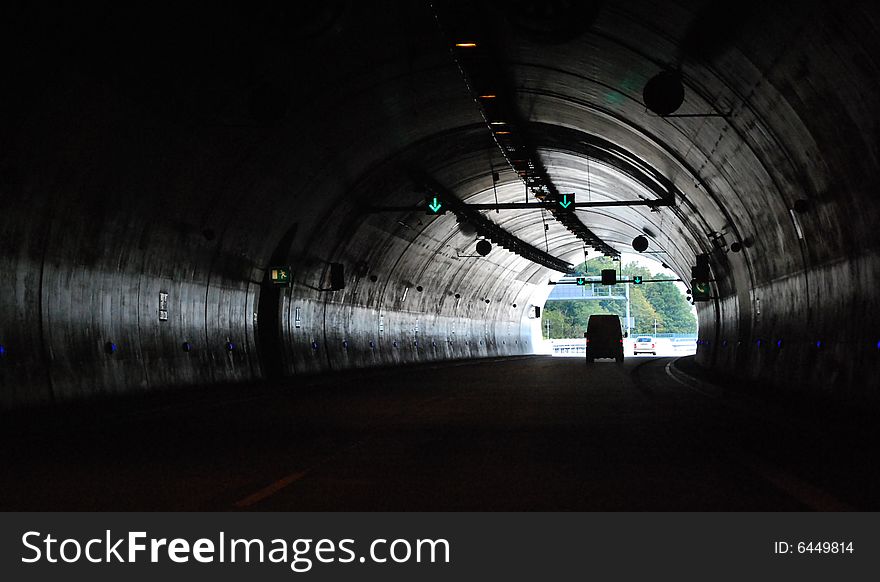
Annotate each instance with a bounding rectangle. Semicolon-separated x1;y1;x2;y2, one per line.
455;42;477;48
490;121;507;125
643;70;685;116
632;235;648;252
495;131;511;135
479;94;497;99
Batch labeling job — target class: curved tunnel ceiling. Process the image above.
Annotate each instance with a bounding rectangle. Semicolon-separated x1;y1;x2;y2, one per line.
1;0;879;406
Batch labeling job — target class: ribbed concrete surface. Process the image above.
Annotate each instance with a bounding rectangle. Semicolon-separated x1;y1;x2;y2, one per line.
1;1;879;406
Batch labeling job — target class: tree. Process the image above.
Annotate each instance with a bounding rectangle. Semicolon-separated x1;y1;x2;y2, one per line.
642;279;696;333
542;309;567;339
542;257;696;337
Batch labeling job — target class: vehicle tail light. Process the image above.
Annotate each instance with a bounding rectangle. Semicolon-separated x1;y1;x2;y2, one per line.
651;344;655;349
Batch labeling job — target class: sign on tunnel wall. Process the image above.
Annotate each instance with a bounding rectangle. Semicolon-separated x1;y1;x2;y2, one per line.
271;268;291;285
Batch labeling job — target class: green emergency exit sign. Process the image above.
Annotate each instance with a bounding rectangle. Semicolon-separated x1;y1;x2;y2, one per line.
271;267;291;285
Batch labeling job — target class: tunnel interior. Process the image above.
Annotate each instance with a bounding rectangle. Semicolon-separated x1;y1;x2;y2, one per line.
2;0;880;409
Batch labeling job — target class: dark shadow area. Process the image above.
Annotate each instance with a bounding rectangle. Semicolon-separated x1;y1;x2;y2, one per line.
673;356;880;511
1;356;876;511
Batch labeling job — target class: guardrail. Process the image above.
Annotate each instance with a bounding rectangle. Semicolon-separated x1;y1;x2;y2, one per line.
548;337;697;356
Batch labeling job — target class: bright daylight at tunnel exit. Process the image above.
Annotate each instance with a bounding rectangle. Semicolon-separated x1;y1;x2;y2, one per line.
1;0;880;516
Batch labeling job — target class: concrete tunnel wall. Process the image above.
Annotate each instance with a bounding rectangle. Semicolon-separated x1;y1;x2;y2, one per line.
1;1;880;408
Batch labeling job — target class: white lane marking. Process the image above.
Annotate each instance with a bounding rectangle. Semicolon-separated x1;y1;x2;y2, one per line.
664;358;856;511
234;471;310;509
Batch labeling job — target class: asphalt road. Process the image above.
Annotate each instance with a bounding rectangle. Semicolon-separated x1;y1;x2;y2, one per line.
0;356;874;510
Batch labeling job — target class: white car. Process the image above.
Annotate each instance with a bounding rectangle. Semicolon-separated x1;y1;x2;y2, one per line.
633;336;656;355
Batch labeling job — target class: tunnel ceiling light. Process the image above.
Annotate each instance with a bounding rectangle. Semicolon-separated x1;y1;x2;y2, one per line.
495;130;511;135
489;121;507;125
479;94;497;99
455;42;477;47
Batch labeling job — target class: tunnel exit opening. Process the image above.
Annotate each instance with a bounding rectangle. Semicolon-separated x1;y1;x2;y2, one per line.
539;253;698;358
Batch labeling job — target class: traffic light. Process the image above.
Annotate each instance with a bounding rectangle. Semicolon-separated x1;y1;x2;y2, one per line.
633;276;643;284
576;277;586;286
425;195;446;215
691;264;710;283
601;269;617;285
692;253;711;283
329;263;345;291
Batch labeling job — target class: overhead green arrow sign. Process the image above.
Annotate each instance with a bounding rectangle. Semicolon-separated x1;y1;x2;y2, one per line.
426;196;443;214
559;193;574;209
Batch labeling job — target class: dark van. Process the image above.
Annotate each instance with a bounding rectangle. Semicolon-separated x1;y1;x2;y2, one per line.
585;314;625;363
